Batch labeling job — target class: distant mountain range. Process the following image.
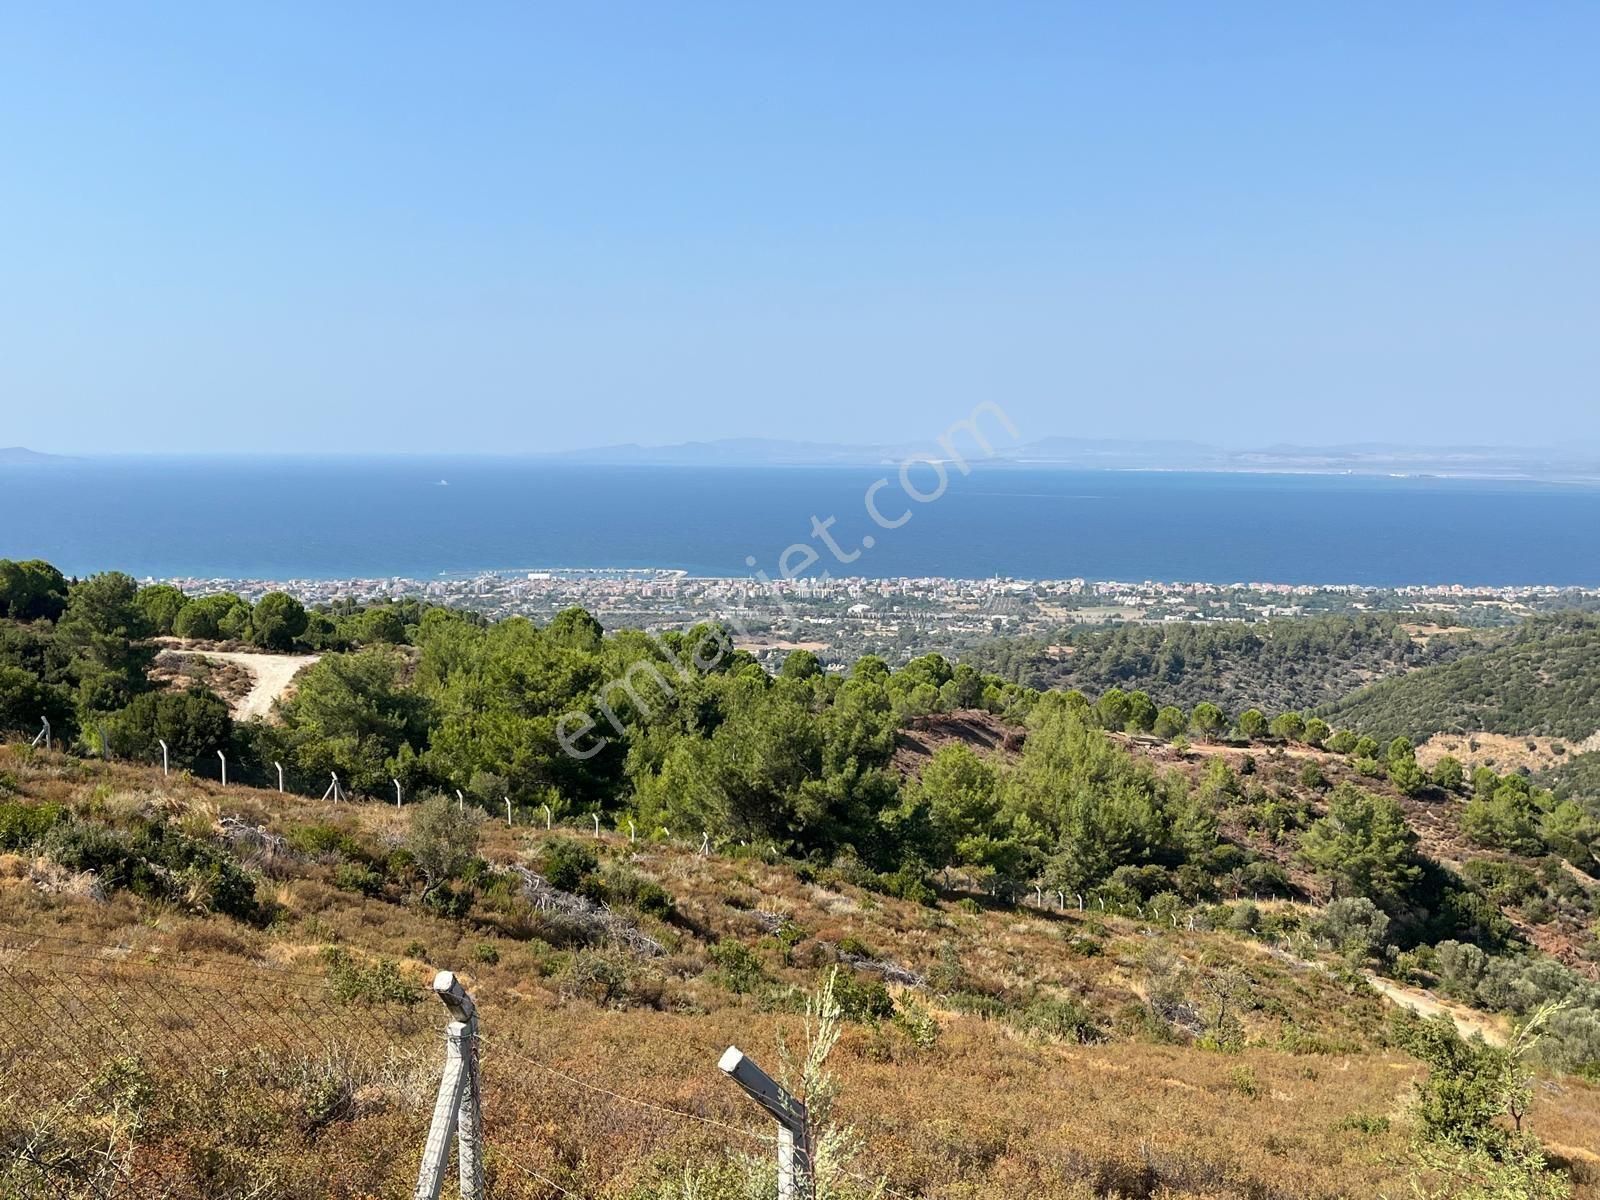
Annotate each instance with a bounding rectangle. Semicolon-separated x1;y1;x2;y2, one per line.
547;437;1591;480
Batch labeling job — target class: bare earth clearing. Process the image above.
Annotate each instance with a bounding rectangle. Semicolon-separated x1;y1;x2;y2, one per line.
163;648;321;720
1419;729;1600;775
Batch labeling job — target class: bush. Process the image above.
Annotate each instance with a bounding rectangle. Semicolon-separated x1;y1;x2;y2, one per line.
708;939;765;995
892;997;940;1048
560;947;636;1006
832;971;896;1023
836;935;873;958
332;863;383;896
1314;897;1392;957
1432;755;1467;792
288;822;368;861
422;881;473;918
43;814;260;922
108;687;232;767
1336;1112;1391;1136
601;865;674;917
877;861;936;905
407;796;481;903
1226;901;1261;933
540;838;600;893
1461;859;1539;907
322;948;418;1005
1014;996;1105;1044
1299;761;1328;790
0;800;63;850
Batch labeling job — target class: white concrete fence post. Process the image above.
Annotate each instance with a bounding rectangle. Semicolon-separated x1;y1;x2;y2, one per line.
414;971;485;1200
158;739;169;777
505;797;513;826
456;788;464;814
217;749;227;787
719;1046;812;1200
395;779;404;809
30;716;51;751
275;761;285;792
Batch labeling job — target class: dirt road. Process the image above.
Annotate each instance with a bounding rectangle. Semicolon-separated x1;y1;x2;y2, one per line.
1364;973;1506;1045
1263;943;1506;1045
167;650;321;720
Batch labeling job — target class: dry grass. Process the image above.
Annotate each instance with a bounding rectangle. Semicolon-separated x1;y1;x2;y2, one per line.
1;746;1597;1199
1417;730;1600;775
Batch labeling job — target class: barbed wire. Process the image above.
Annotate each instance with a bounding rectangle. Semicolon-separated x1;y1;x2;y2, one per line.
485;1037;778;1147
500;1155;594;1200
0;934;926;1199
481;1038;930;1199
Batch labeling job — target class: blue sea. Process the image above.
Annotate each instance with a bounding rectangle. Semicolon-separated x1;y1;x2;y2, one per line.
2;457;1598;586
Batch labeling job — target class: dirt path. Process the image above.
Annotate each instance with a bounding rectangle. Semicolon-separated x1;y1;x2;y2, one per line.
167;650;320;720
1364;974;1507;1046
1262;943;1506;1045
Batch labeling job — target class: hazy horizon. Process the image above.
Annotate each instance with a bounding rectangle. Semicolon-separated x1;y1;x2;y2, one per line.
8;432;1600;463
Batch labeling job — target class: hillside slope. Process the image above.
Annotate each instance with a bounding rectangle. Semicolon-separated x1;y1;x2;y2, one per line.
2;747;1599;1199
1320;613;1600;743
969;614;1480;716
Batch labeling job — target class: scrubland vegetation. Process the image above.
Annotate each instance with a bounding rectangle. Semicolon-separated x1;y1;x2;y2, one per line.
968;612;1483;716
1322;614;1600;743
4;557;1600;1198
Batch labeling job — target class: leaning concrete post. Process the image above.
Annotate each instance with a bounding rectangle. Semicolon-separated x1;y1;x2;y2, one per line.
719;1046;811;1200
414;971;484;1200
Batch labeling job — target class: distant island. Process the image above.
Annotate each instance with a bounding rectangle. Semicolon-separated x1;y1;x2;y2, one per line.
546;435;1591;481
0;446;70;465
3;439;1590;481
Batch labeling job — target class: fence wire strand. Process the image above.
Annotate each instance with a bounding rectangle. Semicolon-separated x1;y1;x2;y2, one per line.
486;1038;779;1147
0;932;435;1200
1;932;923;1200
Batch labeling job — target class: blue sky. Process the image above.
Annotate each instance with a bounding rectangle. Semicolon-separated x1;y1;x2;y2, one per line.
2;3;1596;454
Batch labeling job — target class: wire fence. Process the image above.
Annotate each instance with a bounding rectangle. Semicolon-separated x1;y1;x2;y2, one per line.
0;928;437;1199
0;930;914;1200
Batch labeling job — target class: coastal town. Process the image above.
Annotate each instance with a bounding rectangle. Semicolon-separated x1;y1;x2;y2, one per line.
148;569;1600;667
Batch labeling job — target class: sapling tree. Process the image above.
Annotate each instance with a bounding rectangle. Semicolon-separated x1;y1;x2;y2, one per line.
406;794;481;904
1397;1002;1573;1200
775;968;887;1200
